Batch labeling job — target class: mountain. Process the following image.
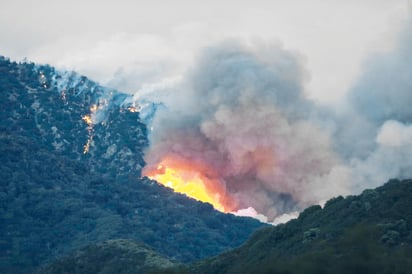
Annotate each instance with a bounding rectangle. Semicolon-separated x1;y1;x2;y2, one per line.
189;179;412;274
0;56;264;273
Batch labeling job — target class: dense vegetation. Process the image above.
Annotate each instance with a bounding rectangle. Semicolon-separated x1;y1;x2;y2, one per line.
189;179;412;274
33;179;412;274
0;56;263;273
37;239;178;274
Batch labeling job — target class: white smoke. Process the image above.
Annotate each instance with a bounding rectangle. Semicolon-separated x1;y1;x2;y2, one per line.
341;17;412;192
377;120;412;147
233;207;269;223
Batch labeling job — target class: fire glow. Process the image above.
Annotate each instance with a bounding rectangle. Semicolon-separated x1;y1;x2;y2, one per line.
143;157;235;213
82;104;98;154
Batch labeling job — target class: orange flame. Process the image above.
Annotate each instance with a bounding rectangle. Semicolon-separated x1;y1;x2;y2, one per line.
81;105;99;154
82;114;93;126
82;113;94;154
143;157;234;213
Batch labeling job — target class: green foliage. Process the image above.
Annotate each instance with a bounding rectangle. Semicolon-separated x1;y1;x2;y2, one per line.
37;239;177;274
191;179;412;274
302;227;320;243
253;224;412;274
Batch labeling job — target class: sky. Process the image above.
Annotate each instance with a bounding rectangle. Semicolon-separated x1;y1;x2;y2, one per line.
0;0;410;103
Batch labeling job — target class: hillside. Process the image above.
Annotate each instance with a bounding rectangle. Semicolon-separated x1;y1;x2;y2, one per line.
190;179;412;274
0;56;264;273
37;239;177;274
36;179;412;274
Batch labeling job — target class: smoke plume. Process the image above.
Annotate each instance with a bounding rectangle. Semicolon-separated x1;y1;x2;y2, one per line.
142;40;350;221
342;17;412;192
141;18;412;223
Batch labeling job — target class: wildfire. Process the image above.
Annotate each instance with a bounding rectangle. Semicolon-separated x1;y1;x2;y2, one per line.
81;104;98;154
83;138;92;154
82;114;93;126
127;106;139;113
143;157;234;213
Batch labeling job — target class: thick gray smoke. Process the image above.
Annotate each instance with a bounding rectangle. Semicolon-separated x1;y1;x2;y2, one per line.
142;41;350;221
140;18;412;223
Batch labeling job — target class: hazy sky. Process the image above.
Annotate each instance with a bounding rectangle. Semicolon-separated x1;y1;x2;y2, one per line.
1;0;410;102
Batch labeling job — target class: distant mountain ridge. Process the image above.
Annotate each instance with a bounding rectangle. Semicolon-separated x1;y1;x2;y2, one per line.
0;56;264;273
